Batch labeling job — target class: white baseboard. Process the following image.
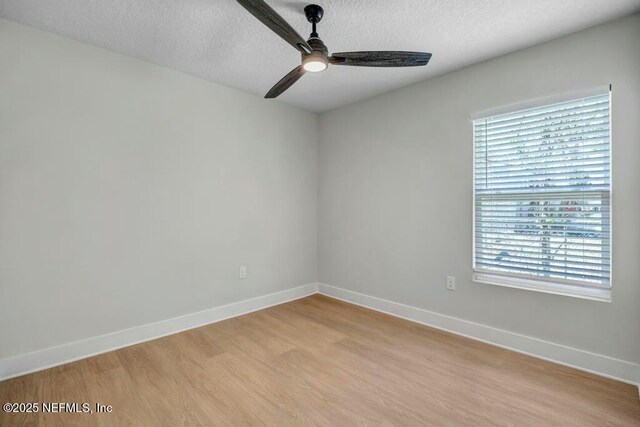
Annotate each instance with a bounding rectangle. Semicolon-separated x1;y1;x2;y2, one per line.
318;283;640;387
0;283;318;382
4;282;638;390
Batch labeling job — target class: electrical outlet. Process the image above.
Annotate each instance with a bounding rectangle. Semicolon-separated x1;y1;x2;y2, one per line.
239;266;247;279
446;276;456;291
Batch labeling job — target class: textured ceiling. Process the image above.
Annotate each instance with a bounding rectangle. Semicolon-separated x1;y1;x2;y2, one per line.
1;0;639;112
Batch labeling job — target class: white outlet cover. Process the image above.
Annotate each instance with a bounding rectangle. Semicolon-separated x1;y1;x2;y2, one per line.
446;276;456;291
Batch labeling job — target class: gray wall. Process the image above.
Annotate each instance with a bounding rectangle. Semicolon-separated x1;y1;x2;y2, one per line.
0;19;318;359
318;14;640;363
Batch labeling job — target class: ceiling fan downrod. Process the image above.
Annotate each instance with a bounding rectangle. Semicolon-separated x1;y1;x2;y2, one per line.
304;4;324;38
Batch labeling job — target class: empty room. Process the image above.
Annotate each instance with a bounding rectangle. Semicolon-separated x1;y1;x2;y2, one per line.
1;0;639;425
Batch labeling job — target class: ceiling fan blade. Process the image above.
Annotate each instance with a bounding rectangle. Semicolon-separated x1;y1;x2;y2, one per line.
237;0;312;54
265;66;306;98
329;51;432;67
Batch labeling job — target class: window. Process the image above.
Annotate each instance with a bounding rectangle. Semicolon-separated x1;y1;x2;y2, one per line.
473;88;611;301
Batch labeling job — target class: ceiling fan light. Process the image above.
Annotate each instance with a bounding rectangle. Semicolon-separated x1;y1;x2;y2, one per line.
303;61;327;72
302;54;328;72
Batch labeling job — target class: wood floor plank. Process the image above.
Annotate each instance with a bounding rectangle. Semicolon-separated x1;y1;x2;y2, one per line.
1;294;638;426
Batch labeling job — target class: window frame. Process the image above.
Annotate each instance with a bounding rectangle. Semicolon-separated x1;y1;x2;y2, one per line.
471;87;612;302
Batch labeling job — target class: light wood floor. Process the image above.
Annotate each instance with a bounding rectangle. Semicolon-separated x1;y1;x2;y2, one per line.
1;295;638;426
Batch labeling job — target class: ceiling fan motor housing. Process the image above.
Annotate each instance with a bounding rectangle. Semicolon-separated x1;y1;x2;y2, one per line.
306;37;328;56
302;36;328;71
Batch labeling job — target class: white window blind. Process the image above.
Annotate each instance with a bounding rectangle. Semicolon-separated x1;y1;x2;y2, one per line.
473;91;611;296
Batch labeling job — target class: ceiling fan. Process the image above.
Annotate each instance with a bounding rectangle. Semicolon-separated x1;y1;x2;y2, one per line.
236;1;432;98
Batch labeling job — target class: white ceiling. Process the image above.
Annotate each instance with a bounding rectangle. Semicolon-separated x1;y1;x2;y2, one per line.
1;0;639;112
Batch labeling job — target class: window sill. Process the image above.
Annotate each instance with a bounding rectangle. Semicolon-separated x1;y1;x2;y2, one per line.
473;272;612;302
